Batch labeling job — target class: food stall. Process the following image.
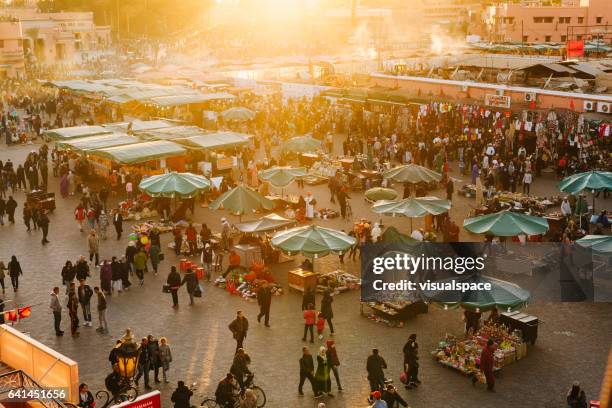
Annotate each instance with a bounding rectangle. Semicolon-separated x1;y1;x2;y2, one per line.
56;133;140;152
87;140;188;177
288;268;320;292
45;125;113;141
316;270;360;293
431;322;528;383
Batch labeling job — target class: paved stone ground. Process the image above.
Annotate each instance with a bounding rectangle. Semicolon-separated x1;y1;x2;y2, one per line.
1;138;611;408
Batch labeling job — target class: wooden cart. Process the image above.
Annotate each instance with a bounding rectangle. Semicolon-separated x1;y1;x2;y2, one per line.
288;268;319;292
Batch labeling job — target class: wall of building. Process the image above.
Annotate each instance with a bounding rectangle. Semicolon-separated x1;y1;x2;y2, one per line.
0;19;25;78
488;0;612;43
369;73;612;113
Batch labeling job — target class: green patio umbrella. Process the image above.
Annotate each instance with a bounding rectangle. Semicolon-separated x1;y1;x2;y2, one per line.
280;135;322;154
209;185;274;220
221;107;256;122
463;210;549;237
380;226;416;244
138;172;210;198
365;187;398;202
383;163;442;184
372;196;451;230
422;274;531;312
576;235;612;255
258;166;307;188
270;224;356;259
559;171;612;213
372;196;451;217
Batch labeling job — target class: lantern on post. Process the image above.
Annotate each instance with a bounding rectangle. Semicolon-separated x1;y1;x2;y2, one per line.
115;328;140;380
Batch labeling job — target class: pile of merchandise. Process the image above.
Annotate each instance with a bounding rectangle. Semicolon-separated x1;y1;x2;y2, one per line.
362;302;407;328
431;322;527;383
317;208;339;219
316;270;360;293
130;221;174;235
214;262;283;301
120;198;158;221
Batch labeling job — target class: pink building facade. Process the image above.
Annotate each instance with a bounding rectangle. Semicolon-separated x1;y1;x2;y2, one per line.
0;18;25;78
488;0;612;43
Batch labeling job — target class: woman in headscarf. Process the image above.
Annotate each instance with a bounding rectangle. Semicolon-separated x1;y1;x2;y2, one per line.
314;346;332;397
60;173;69;198
99;260;112;295
67;285;80;337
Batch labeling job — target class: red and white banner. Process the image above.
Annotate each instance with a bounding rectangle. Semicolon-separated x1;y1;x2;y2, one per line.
110;391;161;408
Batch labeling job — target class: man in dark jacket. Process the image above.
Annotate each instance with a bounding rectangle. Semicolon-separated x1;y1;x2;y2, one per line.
38;210;50;244
256;282;272;327
147;335;161;384
298;346;316;396
215;374;237;407
5;196;17;224
75;256;90;282
403;333;420;388
135;338;151;389
228;311;249;352
77;279;93;327
382;384;408;407
181;268;198;305
167;266;182;308
171;381;193;408
113;209;123;240
366;348;387;393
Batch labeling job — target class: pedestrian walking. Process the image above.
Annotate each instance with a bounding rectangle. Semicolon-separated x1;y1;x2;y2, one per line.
147;334;162;384
67;283;80;337
94;286;108;334
522;171;533;195
100;260;112;295
149;243;160;275
87;230;100;267
181;268;198;305
159;337;173;383
50;286;63;336
402;333;420;389
38;210;50;244
0;197;5;226
77;279;93;327
366;348;387;394
61;261;75;294
110;257;122;293
8;255;22;292
298;346;316;396
98;210;109;240
314;346;332;397
325;340;342;391
135;337;151;389
316;312;326;340
228;311;249;352
167;266;181;308
112;209;123;240
446;178;454;201
170;380;192;408
302;303;316;343
75;205;86;232
0;260;6;294
320;290;335;335
302;287;315;311
201;244;213;281
256;281;271;327
133;248;147;286
5;196;16;224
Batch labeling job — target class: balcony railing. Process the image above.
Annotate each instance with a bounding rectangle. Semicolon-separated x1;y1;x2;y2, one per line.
0;369;71;408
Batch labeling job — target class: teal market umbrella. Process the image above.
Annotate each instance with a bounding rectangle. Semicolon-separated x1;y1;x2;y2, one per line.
221;107;256;122
372;196;451;230
421;274;531;312
270;224;356;259
258;166;307;188
382;163;442;184
576;235;612;255
280;135;322;154
560;171;612;213
380;226;416;244
138;171;210;198
463;210;549;237
209;185;274;220
365;187;399;202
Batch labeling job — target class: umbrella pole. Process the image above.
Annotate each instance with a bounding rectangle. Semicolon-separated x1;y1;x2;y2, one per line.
410;217;413;232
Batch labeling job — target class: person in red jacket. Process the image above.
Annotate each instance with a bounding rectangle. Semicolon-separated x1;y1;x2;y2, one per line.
75;205;86;232
185;223;197;256
479;338;496;392
302;303;315;343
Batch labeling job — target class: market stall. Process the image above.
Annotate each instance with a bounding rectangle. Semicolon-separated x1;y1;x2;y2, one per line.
56;133;140;151
45;125;113;140
271;225;356;292
208;185;274;220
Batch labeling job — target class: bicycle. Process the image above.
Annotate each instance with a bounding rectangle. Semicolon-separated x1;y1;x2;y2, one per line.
200;374;266;408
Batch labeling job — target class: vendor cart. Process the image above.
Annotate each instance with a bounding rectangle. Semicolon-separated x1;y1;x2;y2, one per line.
26;191;56;212
499;311;539;344
288;268;319;292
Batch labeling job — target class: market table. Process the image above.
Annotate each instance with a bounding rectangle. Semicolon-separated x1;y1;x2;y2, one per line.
361;301;428;327
288;268;319;292
299;153;320;167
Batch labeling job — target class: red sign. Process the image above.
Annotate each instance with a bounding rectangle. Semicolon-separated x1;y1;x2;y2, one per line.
567;40;584;57
110;391;161;408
